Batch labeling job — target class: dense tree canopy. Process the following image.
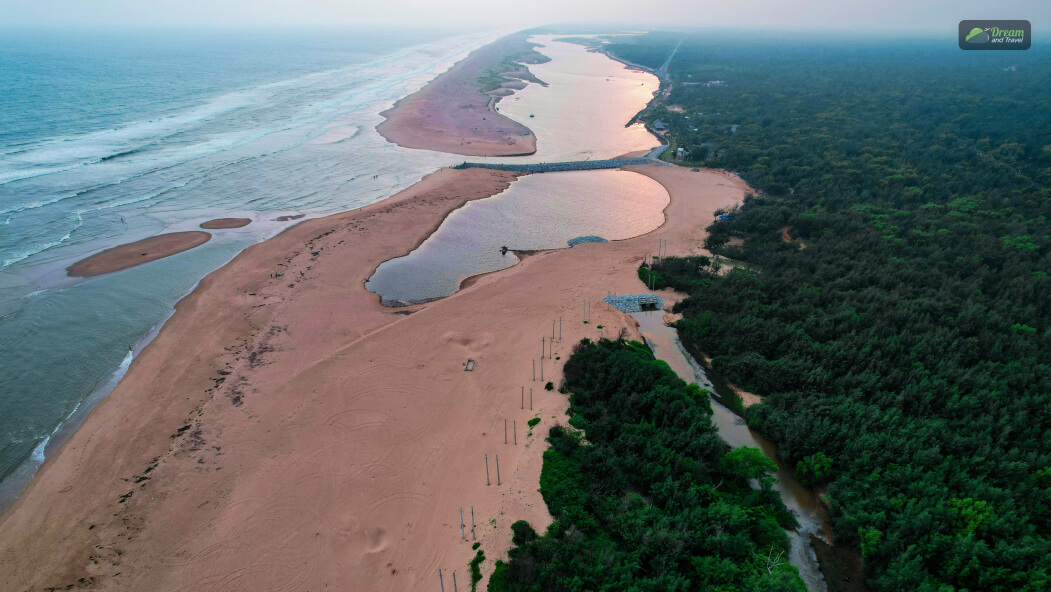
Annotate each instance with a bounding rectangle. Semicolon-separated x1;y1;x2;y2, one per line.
607;33;1051;591
490;338;806;592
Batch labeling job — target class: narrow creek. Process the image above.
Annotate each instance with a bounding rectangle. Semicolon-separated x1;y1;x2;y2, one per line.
631;309;829;592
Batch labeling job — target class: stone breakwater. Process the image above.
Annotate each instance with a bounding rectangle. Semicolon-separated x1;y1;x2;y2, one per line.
452;157;672;173
567;236;608;247
603;293;664;313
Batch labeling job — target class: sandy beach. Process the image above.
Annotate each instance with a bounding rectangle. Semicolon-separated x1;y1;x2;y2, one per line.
1;26;754;591
377;33;546;156
0;160;748;590
66;232;213;278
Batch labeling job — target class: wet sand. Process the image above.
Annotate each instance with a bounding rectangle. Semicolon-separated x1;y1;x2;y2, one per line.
0;164;748;590
378;33;545;156
66;232;212;278
200;218;252;229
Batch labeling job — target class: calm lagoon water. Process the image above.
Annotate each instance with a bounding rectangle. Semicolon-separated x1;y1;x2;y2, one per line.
366;170;669;305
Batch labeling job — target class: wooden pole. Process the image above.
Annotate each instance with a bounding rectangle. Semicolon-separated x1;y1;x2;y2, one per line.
471;506;476;540
505;419;507;444
532;359;535;381
496;455;501;486
552;319;555;340
485;454;490;486
453;571;458;592
440;570;445;592
541;357;544;382
460;507;465;540
541;337;545;360
559;317;561;340
530;388;533;410
514;420;517;445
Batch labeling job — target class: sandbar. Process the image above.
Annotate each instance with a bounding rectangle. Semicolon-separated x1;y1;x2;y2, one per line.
200;218;252;229
66;231;212;278
377;33;547;156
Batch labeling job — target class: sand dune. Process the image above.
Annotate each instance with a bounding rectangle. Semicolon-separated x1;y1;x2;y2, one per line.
0;164;749;591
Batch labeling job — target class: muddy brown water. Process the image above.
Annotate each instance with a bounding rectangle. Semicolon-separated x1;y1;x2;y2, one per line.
632;310;829;592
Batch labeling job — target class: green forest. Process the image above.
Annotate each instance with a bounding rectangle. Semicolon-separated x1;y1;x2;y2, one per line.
489;338;807;592
601;32;1051;591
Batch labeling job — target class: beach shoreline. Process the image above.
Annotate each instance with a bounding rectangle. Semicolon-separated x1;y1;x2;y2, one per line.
0;29;754;591
377;32;546;156
0;158;749;590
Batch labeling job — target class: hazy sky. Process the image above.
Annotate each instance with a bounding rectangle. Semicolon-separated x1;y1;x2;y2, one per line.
1;0;1046;32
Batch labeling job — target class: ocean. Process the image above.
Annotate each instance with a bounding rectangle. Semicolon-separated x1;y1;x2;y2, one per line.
0;27;496;507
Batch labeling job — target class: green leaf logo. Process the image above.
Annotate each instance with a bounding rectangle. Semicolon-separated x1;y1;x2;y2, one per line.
966;27;990;43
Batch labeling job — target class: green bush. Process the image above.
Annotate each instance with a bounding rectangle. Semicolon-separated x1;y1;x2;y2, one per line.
469;549;485;592
495;339;803;591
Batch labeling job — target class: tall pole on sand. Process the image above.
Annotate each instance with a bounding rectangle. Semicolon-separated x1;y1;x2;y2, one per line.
505;419;507;444
514;420;517;445
460;507;465;540
440;570;445;592
496;455;501;486
485;454;490;486
471;506;476;540
532;359;535;381
541;357;544;382
530;388;533;410
453;571;458;592
521;388;524;409
552;320;555;340
559;317;562;340
542;337;545;359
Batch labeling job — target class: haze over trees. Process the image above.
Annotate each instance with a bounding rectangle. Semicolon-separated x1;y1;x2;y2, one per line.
602;32;1051;591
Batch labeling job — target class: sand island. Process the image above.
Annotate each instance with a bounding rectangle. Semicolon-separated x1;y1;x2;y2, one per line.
199;218;252;229
66;231;212;278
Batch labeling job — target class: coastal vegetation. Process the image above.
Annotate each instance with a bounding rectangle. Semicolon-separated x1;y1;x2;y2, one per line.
476;37;550;92
490;338;806;591
613;32;1051;591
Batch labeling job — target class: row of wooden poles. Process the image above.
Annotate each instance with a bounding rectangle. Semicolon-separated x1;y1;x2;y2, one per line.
437;313;575;588
439;243;670;588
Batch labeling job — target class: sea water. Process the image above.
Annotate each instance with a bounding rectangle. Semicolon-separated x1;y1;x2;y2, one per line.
0;27;499;508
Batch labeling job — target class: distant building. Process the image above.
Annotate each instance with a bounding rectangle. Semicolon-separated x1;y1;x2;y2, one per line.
653;119;666;131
